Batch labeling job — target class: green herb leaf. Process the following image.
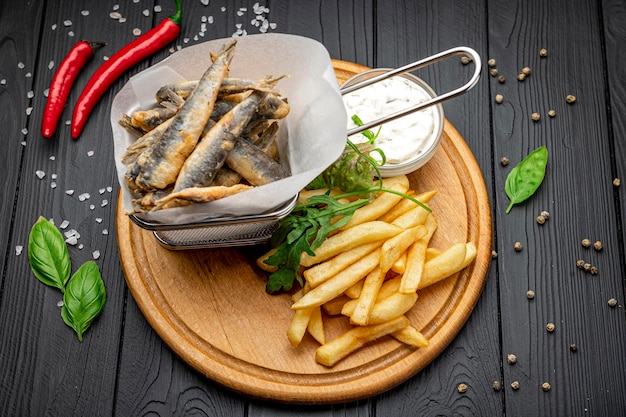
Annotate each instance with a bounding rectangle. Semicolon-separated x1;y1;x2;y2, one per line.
264;194;369;293
61;261;106;342
505;145;548;213
28;216;71;293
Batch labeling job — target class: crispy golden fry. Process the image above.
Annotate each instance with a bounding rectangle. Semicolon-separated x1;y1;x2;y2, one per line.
390;199;433;229
303;240;383;288
380;225;427;273
391;253;407;274
293;249;381;309
344;279;363;299
339;176;410;230
322;294;352;316
349;266;384;326
400;213;438;294
300;222;401;267
425;247;442;261
307;306;325;345
418;242;476;289
287;308;313;348
256;247;278;272
378;276;402;300
392;324;429;348
343;291;418;325
315;316;409;367
379;190;436;223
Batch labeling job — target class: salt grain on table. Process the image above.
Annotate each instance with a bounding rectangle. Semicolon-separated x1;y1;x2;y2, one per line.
65;189;75;195
60;220;70;229
78;192;90;201
15;246;23;256
92;250;100;260
35;170;45;179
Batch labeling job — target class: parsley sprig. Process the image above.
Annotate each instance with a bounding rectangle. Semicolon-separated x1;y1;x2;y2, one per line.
264;194;368;293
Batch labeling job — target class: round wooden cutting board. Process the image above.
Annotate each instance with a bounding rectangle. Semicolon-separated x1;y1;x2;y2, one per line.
116;59;492;404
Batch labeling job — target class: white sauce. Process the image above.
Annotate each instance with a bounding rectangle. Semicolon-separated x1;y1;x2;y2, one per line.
343;76;439;165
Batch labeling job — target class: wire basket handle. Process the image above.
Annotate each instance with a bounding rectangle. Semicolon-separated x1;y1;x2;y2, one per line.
341;46;482;137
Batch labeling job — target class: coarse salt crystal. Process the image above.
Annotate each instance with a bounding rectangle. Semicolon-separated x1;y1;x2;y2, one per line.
57;300;64;307
51;174;57;179
68;31;75;37
110;11;122;19
81;10;89;16
99;188;106;194
22;128;28;135
133;28;142;36
65;229;80;239
119;17;126;23
44;88;49;97
26;107;33;116
65;236;78;245
65;189;75;195
27;91;34;98
102;229;109;235
1;79;6;85
201;0;209;5
106;186;113;192
49;155;56;160
87;150;94;156
18;62;25;69
21;141;26;146
50;182;57;189
92;250;101;259
78;192;90;201
113;4;120;10
51;24;57;30
101;199;109;207
60;220;70;229
78;244;84;249
48;60;55;69
154;5;162;12
89;204;95;210
15;245;23;256
63;20;72;26
143;9;149;16
95;217;103;223
36;170;45;179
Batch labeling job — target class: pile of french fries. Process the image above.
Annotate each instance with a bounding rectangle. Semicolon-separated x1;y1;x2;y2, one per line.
257;175;477;367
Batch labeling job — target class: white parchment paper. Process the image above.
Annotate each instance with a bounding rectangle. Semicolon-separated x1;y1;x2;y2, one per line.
110;33;347;225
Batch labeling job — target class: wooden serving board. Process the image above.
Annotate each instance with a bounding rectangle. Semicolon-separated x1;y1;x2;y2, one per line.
116;60;492;404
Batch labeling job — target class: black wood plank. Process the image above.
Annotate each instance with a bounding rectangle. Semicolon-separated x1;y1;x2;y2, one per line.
374;1;503;416
488;0;626;415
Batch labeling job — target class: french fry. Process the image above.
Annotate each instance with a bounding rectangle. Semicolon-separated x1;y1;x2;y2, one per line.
380;225;427;273
378;276;402;299
379;189;436;223
287;308;314;348
343;291;418;325
256;247;278;273
344;279;364;299
392;324;429;348
349;266;384;326
293;249;381;309
300;222;402;267
391;253;407;274
322;294;352;316
425;247;442;261
307;306;325;345
418;242;476;289
339;176;410;230
315;316;410;367
400;213;438;294
303;240;384;287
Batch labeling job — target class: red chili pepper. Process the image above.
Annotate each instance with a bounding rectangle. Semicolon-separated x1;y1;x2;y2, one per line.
41;40;105;139
70;0;182;139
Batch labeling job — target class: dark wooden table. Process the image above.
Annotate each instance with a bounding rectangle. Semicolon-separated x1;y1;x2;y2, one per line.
2;0;626;415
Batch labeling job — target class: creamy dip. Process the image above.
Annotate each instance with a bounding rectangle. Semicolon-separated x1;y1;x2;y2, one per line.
343;75;439;165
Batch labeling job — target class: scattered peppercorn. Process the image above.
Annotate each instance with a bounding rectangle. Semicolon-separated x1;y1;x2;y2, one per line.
517;73;526;81
488;58;496;67
461;55;472;65
531;112;540;122
522;66;531;75
570;343;578;352
590;266;598;275
492;250;498;259
541;382;551;392
507;353;517;364
583;263;592;271
498;75;506;83
511;381;520;390
527;290;535;299
613;178;621;187
546;322;555;332
492;380;502;391
458;383;468;393
576;259;585;269
547;109;556;117
490;68;499;77
608;298;618;307
593;240;603;251
500;156;509;166
566;94;577;104
536;215;546;224
540;210;550;219
514;241;522;252
539;48;548;57
581;238;591;248
495;94;504;104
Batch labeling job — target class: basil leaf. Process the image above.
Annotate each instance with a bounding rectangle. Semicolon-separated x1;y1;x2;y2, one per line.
61;261;106;342
28;216;71;293
505;146;548;213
